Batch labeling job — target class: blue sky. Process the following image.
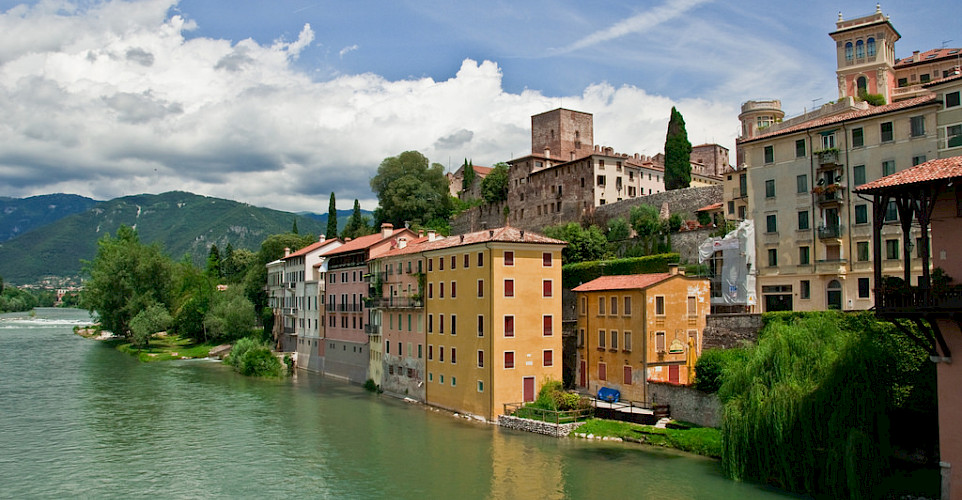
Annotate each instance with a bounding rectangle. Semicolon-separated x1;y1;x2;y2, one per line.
0;0;957;212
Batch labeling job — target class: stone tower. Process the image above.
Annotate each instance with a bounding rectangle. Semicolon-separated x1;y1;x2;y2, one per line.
829;4;900;103
530;108;594;161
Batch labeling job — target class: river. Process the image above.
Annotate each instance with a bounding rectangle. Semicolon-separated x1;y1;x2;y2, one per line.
0;308;795;499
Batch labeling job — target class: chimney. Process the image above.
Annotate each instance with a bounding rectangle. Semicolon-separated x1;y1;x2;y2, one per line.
913;50;920;62
398;237;407;249
319;234;325;242
418;229;424;238
381;222;394;239
427;230;437;242
544;148;550;158
460;234;464;243
668;263;679;275
345;237;352;242
284;247;290;258
520;230;525;239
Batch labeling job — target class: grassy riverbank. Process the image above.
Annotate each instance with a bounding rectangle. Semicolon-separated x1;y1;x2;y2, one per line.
573;419;722;458
113;334;215;362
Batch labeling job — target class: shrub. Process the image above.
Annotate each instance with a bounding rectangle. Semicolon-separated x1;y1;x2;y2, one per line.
563;253;679;288
693;347;750;393
225;336;282;377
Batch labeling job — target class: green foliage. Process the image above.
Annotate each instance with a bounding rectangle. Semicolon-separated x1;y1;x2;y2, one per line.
206;244;221;277
80;225;174;338
0;194;98;243
606;217;631;242
242;232;315;312
326;192;338;239
363;379;381;393
857;89;887;106
450;195;484;217
562;253;679;288
341;199;373;239
129;304;173;348
461;159;476;191
170;259;216;341
696;211;712;226
223;248;254;284
574;419;722;458
664;106;692;190
542;222;608;264
204;286;256;341
370;151;452;228
480;162;509;204
693;347;750;393
0;284;45;312
226;336;283;377
628;205;669;254
718;312;927;498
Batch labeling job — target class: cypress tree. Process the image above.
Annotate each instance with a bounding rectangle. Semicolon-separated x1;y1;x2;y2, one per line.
326;192;338;239
291;218;299;234
462;158;475;193
664;106;692;190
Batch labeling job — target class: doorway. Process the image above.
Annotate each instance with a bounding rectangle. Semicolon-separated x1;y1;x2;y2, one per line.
827;280;843;309
523;377;535;402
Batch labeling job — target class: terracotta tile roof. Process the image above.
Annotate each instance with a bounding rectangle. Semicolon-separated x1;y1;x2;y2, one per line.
284;238;340;259
696;202;723;212
853;156;962;193
572;273;673;292
923;71;962;88
472;165;493;176
324;231;391;256
741;95;939;144
895;48;962;68
377;226;566;258
379;236;430;258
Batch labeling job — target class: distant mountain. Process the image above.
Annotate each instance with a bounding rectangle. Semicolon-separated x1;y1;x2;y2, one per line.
299;208;375;231
0;194;100;242
0;191;329;285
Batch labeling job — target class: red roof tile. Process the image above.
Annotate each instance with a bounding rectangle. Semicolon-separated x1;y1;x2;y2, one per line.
572;273;673;292
284;238;340;259
696;202;723;212
377;226;566;258
853;156;962;193
895;48;962;68
324;232;392;256
741;95;938;143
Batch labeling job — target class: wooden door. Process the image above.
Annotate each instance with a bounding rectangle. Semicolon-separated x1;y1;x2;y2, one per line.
523;377;535;402
668;365;679;384
579;360;587;387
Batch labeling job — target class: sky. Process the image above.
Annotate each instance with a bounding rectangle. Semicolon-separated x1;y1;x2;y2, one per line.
0;0;957;213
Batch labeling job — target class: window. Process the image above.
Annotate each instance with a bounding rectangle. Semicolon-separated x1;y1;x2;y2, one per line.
543;280;553;297
921;74;931;84
913;155;926;166
855;39;864;58
764;145;774;164
477;252;483;267
947;91;961;108
477;381;483;392
728;201;735;214
578;329;585;347
477;279;484;298
858;278;870;298
911;116;925;137
428;314;433;333
883;160;896;177
428;345;433;360
439;346;444;362
450;255;456;270
439;257;444;271
597;175;606;186
852;127;864;148
799;246;810;265
624;331;632;351
853;165;865;186
795;139;806;157
504;351;514;369
598;329;606;349
610;296;618;316
845;42;853;61
477;350;484;367
623;366;633;385
800;280;811;299
765;179;775;198
944;124;962;149
439;314;444;334
866;37;876;57
451;281;457;298
797;174;808;194
822;133;835;149
450;315;456;335
439;282;444;298
687;296;697;317
857;241;870;261
598;296;606;315
766;214;777;233
464;254;469;268
451;347;457;364
504;279;514;297
768;248;778;267
428;283;434;299
885;200;899;221
624;296;632;316
543;350;553;367
477;315;484;337
855;204;868;224
885;239;899;260
655;332;666;353
655;296;665;315
580;297;587;315
881;122;893;142
598;362;607;381
504;316;514;337
610;330;618;350
543;315;553;336
504;251;514;266
797;210;809;230
543;252;552;267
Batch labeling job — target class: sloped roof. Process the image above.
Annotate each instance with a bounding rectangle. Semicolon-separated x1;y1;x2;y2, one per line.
741;95;938;144
572;273;673;292
696;202;723;212
285;238;340;259
853;156;962;193
324;231;390;256
381;226;566;258
895;48;962;68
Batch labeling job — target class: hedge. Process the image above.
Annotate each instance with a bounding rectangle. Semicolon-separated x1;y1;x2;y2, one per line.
562;253;680;289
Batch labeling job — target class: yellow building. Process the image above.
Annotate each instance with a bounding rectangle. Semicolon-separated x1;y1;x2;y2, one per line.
573;266;709;402
418;226;565;421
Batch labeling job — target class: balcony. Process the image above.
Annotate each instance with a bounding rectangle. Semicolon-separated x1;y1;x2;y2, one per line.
731;188;748;200
336;304;362;312
283;307;298;316
815;259;847;275
817;224;844;239
815;188;845;205
368;297;424;309
364;323;381;335
876;286;962;316
815;149;839;166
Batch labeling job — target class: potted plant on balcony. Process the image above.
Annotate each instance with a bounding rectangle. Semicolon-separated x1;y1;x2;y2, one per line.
811;185;825;195
814;147;840;165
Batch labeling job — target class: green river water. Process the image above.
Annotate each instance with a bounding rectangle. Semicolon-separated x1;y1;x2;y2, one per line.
0;308;797;499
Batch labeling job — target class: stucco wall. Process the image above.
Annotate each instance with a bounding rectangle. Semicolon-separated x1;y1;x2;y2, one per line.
647;381;721;428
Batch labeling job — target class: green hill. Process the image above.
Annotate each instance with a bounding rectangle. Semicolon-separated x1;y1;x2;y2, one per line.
0;191;336;285
0;193;100;242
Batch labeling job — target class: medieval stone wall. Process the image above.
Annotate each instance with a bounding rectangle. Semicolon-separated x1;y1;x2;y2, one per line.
702;313;763;350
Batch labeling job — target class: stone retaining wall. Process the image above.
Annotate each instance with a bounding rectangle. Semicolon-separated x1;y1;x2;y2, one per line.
497;415;583;437
703;313;762;350
595;185;722;224
647;382;721;428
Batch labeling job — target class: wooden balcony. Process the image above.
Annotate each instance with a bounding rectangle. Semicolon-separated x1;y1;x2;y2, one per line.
875;286;962;317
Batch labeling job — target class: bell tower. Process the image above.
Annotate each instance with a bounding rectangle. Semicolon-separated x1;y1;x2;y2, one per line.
830;4;900;103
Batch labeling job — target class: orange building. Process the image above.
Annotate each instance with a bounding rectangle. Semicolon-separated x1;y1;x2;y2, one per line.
573;266;709;402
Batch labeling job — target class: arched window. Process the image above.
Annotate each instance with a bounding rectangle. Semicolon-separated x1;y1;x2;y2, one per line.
827;280;843;310
845;42;853;61
867;38;876;57
857;76;868;94
855;40;864;59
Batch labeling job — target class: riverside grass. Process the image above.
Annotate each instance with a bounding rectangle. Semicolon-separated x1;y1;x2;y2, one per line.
574;419;722;458
115;334;214;362
719;312;903;499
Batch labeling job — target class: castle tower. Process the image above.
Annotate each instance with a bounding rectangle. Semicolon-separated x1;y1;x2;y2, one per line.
736;100;784;166
829;4;900;103
530;108;593;161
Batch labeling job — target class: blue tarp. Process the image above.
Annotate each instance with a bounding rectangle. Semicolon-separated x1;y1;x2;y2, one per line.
597;387;620;403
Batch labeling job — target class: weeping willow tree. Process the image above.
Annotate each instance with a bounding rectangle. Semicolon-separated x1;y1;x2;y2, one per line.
719;313;899;499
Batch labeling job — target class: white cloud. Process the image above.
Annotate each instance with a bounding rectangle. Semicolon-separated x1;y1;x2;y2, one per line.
339;44;358;58
0;0;739;213
560;0;711;53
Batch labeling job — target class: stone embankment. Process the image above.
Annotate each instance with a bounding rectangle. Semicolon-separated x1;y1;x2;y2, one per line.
497;415;582;437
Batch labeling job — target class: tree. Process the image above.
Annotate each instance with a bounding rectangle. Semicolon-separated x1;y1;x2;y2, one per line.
129;304;172;348
170;257;216;341
81;225;174;338
542;222;608;264
606;217;631;242
204;287;256;341
291;218;299;234
206;244;221;278
370;150;452;227
481;162;509;204
341;199;373;239
629;205;669;255
461;159;476;193
664;107;692;190
221;243;235;280
326;192;338;239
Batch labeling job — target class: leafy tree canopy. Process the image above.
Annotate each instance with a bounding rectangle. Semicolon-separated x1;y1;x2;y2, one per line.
664;106;692;190
541;222;608;264
370;151;452;228
481;162;509;204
